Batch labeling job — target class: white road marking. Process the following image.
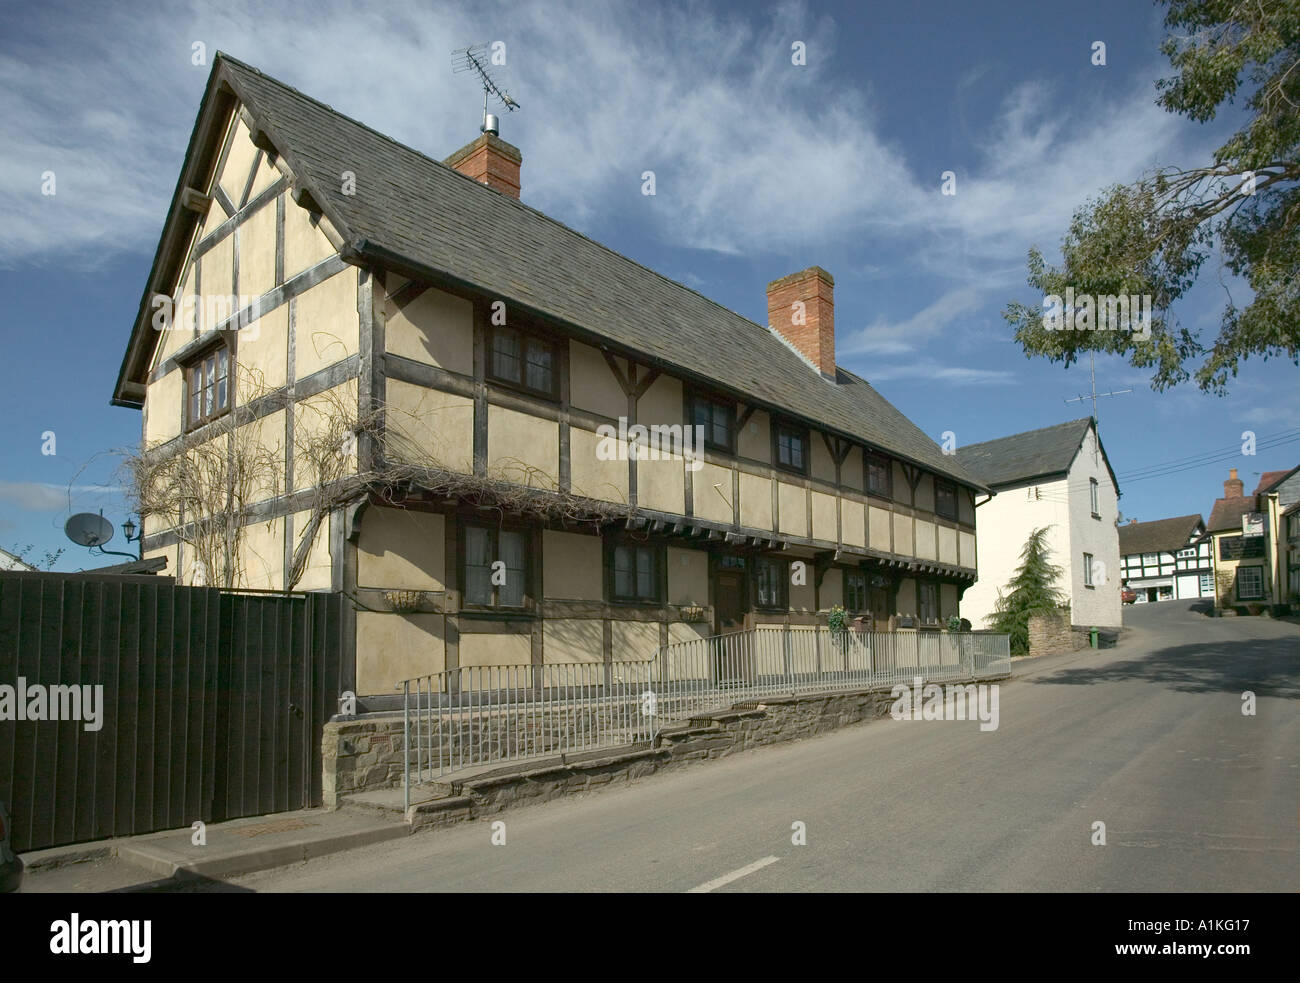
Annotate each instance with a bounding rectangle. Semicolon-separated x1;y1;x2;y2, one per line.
687;855;780;893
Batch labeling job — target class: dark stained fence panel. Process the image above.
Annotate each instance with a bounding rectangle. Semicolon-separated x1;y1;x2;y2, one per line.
0;571;345;853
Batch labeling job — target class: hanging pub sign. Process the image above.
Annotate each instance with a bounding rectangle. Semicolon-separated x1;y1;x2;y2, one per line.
1242;513;1265;537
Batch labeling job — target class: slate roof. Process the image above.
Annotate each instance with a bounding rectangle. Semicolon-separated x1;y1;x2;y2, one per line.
113;54;985;490
1206;496;1258;534
1118;514;1203;556
1252;470;1290;495
953;418;1114;490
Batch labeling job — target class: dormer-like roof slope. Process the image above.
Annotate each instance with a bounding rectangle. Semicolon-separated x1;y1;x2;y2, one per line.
112;54;985;490
1118;514;1205;556
954;418;1118;494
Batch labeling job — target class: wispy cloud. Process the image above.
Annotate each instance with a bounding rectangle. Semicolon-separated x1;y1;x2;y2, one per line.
866;359;1017;386
0;0;1216;281
0;481;125;511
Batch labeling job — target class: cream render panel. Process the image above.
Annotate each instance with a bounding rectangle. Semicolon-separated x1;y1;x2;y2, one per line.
959;531;976;568
914;473;935;512
869;506;891;550
292;379;358;490
842;501;865;547
669;622;709;646
738;472;773;530
236;408;286;505
738;410;771;464
613;620;660;662
200;237;233;322
811;491;837;543
820;571;843;611
789;579;815;613
542;530;602;600
291;508;333;591
811;436;836;483
568;341;625;420
247;152;281;200
356;611;445;693
667;547;708;604
237;304;288;393
144;369;183;446
238;197;277;302
283;197;336;281
636;373;683;431
218;120;261;204
239;516;285;591
938;525;958;565
386;285;473;376
459;632;531;668
841;446;864;492
640;455;687;515
892;512;914;556
543;620;604;664
357;508;445;591
777;482;807;537
488;405;559;488
914;519;937;561
691;462;731;523
896;578;917;616
294;266;359;379
570;426;629;502
384;380;474;473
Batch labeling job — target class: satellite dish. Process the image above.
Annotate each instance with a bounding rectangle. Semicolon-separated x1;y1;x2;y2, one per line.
65;512;115;548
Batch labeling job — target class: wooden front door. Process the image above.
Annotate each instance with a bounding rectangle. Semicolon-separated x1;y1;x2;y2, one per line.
715;571;747;635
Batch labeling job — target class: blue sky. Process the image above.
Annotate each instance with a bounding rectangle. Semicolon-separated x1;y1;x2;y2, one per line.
1;0;1295;570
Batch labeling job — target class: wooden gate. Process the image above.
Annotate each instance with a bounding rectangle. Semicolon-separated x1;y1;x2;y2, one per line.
0;571;349;853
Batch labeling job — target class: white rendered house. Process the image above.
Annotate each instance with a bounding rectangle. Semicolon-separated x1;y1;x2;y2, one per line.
956;418;1122;630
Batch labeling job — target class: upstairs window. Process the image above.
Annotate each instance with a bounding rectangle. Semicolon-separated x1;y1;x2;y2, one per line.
773;420;809;474
691;393;736;454
489;325;556;399
866;453;892;499
186;343;230;429
1090;478;1100;518
935;480;957;519
1084;553;1095;587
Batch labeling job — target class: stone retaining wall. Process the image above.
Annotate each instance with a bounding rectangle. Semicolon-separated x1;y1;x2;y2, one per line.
1027;608;1089;656
323;674;1008;815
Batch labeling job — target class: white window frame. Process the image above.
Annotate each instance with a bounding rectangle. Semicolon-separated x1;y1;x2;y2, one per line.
1236;566;1264;601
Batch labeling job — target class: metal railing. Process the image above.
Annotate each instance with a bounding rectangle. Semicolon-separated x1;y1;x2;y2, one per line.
399;628;1010;807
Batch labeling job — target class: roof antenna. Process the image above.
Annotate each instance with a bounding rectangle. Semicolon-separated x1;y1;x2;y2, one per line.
451;43;520;137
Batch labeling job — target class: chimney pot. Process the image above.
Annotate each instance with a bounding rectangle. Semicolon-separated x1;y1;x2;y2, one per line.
767;267;836;379
1224;468;1244;499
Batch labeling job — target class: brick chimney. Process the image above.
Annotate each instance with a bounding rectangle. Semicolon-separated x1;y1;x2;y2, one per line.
1224;467;1244;498
444;132;522;199
767;267;835;379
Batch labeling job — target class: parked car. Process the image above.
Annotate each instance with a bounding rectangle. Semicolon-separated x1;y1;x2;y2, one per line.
1121;588;1137;605
0;800;22;893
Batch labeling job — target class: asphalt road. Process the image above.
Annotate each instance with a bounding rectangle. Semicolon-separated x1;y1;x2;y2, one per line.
28;601;1300;892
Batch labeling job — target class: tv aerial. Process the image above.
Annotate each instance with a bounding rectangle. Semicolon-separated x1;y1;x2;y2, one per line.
451;43;520;136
